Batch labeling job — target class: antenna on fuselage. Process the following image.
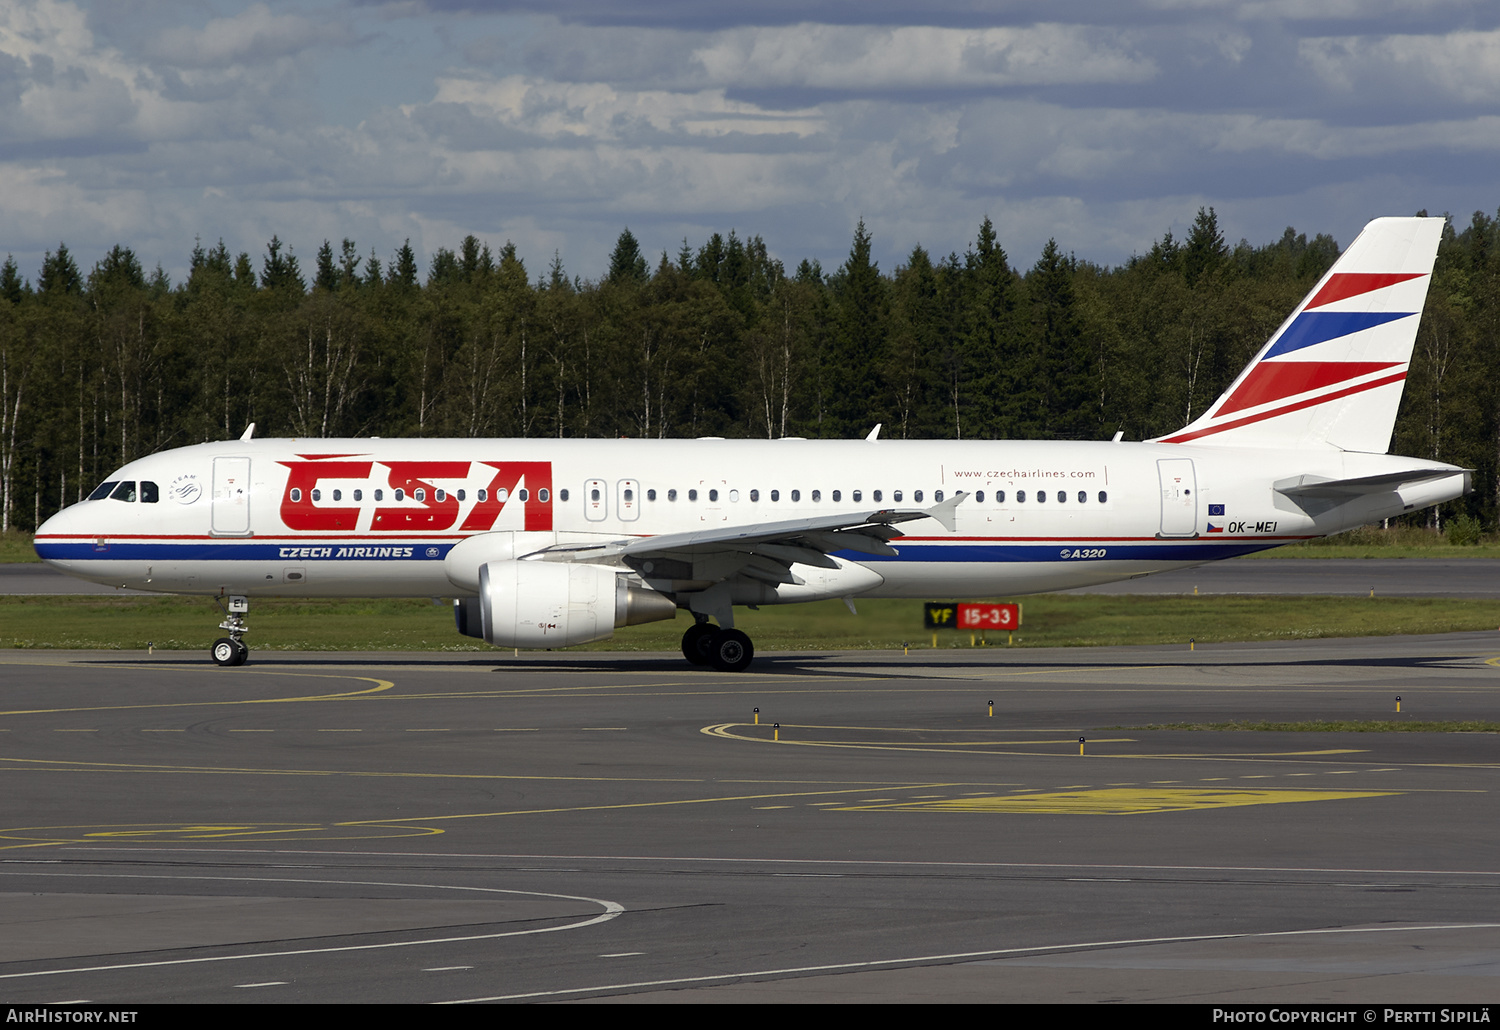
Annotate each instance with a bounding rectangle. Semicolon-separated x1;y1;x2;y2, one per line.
239;423;256;442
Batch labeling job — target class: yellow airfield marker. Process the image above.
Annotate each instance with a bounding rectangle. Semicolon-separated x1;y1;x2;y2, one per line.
1078;736;1085;756
1396;695;1402;713
753;708;760;725
773;722;780;742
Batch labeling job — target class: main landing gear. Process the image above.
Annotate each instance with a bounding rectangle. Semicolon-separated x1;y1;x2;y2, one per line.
681;621;754;672
211;595;251;667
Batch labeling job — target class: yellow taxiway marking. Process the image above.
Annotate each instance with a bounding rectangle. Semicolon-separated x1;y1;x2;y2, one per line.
0;755;699;784
701;723;1367;759
0;782;966;849
835;787;1403;815
0;667;394;717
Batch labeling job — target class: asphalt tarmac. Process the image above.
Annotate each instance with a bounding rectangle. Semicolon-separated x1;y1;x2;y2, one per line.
2;636;1498;1004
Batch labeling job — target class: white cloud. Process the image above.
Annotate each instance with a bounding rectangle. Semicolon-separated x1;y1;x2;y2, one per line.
429;75;826;140
1301;28;1500;103
691;23;1158;89
148;3;357;69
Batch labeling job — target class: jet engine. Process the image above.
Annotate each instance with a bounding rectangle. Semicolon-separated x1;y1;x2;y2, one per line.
455;559;677;648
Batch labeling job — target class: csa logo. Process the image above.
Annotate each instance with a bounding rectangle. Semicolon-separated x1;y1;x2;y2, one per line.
426;547;439;558
169;474;202;504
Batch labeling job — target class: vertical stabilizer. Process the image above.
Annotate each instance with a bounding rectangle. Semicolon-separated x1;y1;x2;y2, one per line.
1157;216;1443;452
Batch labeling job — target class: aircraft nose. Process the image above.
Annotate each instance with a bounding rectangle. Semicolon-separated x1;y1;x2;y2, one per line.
33;505;84;565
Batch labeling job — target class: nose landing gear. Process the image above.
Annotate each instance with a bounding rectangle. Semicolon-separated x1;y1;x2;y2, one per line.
211;595;250;667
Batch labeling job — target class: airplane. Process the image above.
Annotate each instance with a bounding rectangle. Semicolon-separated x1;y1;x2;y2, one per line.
32;216;1467;671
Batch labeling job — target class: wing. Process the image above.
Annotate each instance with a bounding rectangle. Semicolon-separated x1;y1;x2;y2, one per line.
528;492;967;590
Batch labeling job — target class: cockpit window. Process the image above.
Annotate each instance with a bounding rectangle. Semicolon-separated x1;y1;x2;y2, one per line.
140;481;159;503
88;481;118;501
109;481;138;502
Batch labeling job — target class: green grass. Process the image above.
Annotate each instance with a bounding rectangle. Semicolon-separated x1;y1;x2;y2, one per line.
1122;721;1500;732
0;531;38;562
3;594;1499;652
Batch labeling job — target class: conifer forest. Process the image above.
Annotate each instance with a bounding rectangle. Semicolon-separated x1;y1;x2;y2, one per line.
1;207;1497;535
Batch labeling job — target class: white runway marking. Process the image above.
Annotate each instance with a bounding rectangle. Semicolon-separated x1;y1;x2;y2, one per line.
0;871;623;981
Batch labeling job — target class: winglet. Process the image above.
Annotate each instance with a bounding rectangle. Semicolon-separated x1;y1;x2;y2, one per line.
865;423;882;442
239;423;256;442
924;491;967;531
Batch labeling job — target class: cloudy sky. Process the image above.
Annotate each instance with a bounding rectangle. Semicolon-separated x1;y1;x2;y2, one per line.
3;0;1498;284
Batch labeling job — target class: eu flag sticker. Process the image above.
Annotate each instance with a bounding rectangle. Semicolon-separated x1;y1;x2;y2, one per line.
1208;503;1225;516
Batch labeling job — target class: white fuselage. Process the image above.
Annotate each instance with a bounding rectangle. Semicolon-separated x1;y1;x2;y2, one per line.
33;437;1465;601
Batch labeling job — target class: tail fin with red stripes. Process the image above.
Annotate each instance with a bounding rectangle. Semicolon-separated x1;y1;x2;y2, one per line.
1157;216;1443;452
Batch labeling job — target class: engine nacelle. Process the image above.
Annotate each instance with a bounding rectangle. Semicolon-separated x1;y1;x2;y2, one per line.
458;560;677;648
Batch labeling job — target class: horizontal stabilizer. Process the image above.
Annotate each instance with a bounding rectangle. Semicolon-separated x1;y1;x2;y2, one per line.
1274;468;1467;499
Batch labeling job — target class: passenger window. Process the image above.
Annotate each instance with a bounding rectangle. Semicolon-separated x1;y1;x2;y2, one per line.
1098;490;1108;503
1057;490;1066;504
647;489;656;501
477;489;486;501
1017;490;1026;502
354;489;363;502
1077;491;1086;503
709;489;718;501
375;489;385;501
873;489;882;502
914;490;923;503
312;488;322;502
518;489;529;501
852;490;861;502
289;487;301;503
140;481;159;503
893;490;902;502
689;489;698;501
457;489;466;501
935;490;943;502
333;489;342;502
496;488;508;502
729;490;739;502
832;490;841;502
996;490;1005;503
591;488;601;501
559;489;569;502
975;490;984;503
1038;490;1047;503
539;488;549;502
750;489;759;501
89;481;118;501
624;488;634;502
668;489;677;501
791;489;801;502
414;488;425;502
811;490;821;502
394;488;405;502
771;490;779;501
435;488;445;502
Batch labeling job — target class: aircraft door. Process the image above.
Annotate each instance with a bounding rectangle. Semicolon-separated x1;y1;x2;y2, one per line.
1157;458;1198;538
584;478;607;521
618;479;640;521
212;456;252;536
